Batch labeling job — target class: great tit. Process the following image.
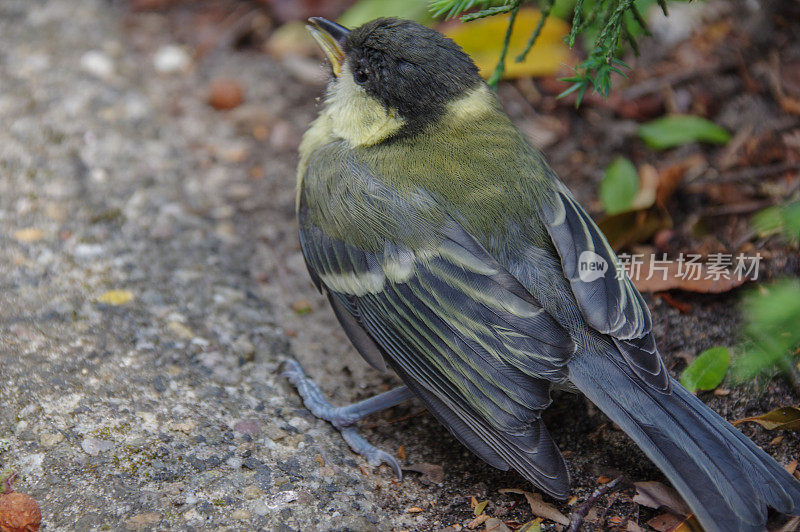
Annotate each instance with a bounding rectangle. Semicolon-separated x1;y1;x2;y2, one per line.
287;16;800;531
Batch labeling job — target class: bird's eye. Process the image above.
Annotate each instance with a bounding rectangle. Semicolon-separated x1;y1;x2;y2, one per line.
354;68;369;84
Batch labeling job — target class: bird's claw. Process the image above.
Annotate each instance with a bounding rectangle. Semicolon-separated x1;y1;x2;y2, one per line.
281;358;403;478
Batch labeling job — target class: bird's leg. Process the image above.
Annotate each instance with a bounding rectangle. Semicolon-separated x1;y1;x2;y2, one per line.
282;359;414;478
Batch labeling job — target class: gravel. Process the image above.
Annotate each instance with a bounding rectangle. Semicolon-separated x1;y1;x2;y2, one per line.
1;1;797;531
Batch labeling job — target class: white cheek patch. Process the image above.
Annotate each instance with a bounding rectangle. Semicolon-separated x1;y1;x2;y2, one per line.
325;62;407;147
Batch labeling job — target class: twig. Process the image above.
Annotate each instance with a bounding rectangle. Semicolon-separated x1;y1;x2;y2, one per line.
622;60;736;99
515;0;554;63
702;199;776;217
567;476;625;532
714;161;800;184
487;0;521;88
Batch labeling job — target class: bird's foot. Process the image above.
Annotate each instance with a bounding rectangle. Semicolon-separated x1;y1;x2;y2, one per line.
281;359;413;478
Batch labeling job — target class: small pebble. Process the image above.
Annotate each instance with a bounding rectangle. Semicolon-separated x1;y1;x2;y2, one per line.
80;50;114;80
153;45;190;73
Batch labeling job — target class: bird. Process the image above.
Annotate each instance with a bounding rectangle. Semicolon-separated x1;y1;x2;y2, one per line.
285;16;800;532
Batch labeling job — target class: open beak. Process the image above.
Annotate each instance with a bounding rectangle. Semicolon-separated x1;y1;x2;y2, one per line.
307;17;350;78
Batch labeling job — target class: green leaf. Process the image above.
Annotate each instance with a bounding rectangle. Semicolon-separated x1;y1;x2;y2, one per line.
600;156;639;214
637;115;731;150
783;201;800;239
340;0;433;27
733;279;800;380
680;346;730;393
754;201;800;241
752;205;785;237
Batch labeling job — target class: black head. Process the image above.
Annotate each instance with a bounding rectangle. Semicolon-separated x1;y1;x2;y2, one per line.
309;17;482;125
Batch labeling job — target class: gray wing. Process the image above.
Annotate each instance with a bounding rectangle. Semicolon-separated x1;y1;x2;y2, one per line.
538;181;670;391
299;212;576;497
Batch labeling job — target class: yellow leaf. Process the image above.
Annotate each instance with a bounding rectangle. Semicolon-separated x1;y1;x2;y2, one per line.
13;228;43;242
98;290;134;305
444;9;572;80
474;499;488;516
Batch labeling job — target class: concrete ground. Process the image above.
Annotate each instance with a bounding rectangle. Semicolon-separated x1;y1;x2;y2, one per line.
1;1;798;531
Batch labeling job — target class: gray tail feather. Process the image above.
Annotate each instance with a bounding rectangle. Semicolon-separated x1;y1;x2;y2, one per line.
569;351;800;532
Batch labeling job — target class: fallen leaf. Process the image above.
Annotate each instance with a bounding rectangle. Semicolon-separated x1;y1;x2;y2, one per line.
97;290;134;305
601;156;639;214
397;445;405;460
655;154;707;207
499;489;569;526
626;522;648;532
732;407;800;431
474;500;488;516
646;512;684;532
597;475;611;484
467;513;490;529
656;293;692;314
407;506;424;513
786;460;797;475
680;346;730;394
445;9;571;80
633;481;691;516
518;519;543;532
625;255;747;293
632;164;659;211
673;514;703;532
771;435;785;446
638;115;731;150
483;517;513;532
403;462;444;485
12;228;43;243
597;209;672;251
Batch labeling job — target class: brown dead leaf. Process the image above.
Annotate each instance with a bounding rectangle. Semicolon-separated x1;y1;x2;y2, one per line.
483;517;513;532
656;154;707;207
633;481;691;516
467;513;489;529
646;512;686;532
626;255;747;294
785;459;797;476
732;407;800;431
403;463;444;485
397;445;405;460
631;164;659;211
499;489;569;526
780;96;800;116
406;506;424;513
656;292;692;314
598;209;672;251
626;521;648;532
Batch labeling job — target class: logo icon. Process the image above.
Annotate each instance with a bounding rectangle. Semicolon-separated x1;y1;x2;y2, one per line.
578;250;608;282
